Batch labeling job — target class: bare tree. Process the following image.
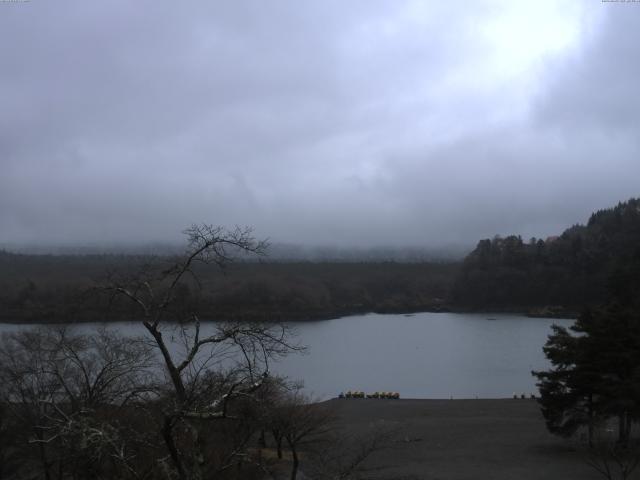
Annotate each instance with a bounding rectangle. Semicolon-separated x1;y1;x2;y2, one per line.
585;436;640;480
0;401;19;479
104;224;302;480
0;327;156;480
306;422;399;480
263;386;333;480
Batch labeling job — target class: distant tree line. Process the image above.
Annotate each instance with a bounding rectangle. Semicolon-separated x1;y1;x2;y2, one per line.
0;252;458;324
2;198;640;325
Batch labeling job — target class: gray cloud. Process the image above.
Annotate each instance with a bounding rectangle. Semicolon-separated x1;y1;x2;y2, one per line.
0;1;638;247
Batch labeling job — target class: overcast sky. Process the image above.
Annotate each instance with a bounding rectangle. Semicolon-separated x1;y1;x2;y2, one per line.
1;1;639;248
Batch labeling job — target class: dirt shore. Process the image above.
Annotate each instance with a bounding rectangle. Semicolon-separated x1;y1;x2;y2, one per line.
326;398;601;480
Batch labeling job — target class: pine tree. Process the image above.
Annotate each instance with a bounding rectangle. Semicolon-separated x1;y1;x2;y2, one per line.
534;305;640;446
533;322;598;444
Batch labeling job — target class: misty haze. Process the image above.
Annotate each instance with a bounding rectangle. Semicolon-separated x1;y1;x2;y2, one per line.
1;2;640;480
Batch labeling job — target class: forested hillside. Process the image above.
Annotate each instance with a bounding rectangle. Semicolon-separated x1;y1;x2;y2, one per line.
2;198;639;323
453;198;640;313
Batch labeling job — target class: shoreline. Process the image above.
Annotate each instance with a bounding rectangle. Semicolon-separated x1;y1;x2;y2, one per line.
0;305;577;325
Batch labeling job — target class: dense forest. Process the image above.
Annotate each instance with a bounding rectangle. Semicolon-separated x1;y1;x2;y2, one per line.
0;253;458;323
453;198;640;314
2;197;639;323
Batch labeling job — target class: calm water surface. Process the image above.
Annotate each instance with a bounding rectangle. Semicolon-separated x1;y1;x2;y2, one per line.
0;312;572;399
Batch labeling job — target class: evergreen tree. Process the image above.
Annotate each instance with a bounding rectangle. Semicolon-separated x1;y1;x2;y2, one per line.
533;322;598;444
454;197;640;310
534;305;640;446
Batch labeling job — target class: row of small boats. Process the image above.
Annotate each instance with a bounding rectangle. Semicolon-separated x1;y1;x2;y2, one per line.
340;392;536;399
339;391;400;399
514;393;536;399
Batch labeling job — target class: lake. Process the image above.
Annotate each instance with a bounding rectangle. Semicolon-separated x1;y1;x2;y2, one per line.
0;312;572;399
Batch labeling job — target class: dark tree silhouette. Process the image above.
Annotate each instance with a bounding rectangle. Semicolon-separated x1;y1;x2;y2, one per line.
534;305;640;447
104;224;302;480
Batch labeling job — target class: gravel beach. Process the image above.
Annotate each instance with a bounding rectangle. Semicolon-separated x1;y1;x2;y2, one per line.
326;398;602;480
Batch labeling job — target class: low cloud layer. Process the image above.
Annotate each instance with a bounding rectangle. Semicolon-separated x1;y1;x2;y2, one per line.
1;1;638;247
